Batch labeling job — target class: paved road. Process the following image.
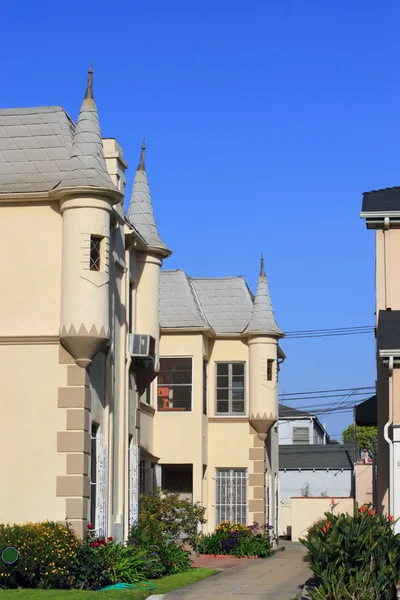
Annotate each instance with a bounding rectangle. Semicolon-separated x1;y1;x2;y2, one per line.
165;542;311;600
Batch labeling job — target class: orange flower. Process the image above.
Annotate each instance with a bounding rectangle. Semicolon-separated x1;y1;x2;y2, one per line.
388;515;394;522
359;505;368;513
322;526;327;533
369;509;376;516
326;521;331;529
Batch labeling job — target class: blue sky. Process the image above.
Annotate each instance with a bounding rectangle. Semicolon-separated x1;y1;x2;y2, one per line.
2;0;398;439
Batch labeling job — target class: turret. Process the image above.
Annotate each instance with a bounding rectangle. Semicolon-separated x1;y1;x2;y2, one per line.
244;255;284;438
59;66;122;367
127;141;171;375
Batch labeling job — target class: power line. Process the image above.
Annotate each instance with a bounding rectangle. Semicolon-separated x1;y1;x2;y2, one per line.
280;392;374;402
279;390;375;403
284;325;374;339
279;386;374;397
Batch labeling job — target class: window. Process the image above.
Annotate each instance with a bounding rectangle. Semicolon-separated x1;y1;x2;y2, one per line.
157;357;192;412
90;235;102;271
128;439;139;526
267;360;274;381
90;423;99;528
203;359;208;415
90;424;106;535
216;469;247;524
216;362;245;415
293;427;309;444
129;282;134;333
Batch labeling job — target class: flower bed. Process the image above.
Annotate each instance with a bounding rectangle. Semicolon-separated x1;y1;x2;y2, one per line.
0;520;193;590
300;505;400;600
196;521;272;558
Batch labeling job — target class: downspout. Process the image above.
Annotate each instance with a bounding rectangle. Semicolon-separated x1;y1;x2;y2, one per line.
106;220;120;530
384;355;394;515
383;217;390;308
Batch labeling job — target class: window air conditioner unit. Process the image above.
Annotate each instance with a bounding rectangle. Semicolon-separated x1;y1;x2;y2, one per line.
129;334;156;360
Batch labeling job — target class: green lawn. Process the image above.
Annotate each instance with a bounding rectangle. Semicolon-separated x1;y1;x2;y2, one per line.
0;568;217;599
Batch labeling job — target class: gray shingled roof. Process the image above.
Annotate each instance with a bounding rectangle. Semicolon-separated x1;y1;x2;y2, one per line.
378;310;400;351
0;70;119;196
243;260;283;337
127;144;170;257
190;277;254;334
362;187;400;213
279;445;353;470
58;95;116;191
160;270;283;335
160;270;208;329
279;404;314;419
0;107;75;194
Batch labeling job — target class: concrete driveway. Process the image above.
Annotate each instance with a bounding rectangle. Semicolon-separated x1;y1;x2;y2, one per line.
164;542;311;600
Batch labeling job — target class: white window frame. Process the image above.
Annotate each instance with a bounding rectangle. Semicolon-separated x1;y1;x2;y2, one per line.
215;468;248;525
129;441;139;527
156;356;194;413
215;361;246;416
90;425;107;537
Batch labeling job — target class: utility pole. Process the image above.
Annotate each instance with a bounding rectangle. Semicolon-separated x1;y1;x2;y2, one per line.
353;405;357;462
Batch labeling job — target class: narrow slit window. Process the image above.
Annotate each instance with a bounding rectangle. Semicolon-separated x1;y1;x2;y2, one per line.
90;236;102;271
267;360;274;381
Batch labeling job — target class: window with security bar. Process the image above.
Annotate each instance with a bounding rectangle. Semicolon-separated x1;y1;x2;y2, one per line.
157;357;192;411
90;423;106;536
216;468;247;524
216;362;245;415
90;423;99;528
90;235;102;271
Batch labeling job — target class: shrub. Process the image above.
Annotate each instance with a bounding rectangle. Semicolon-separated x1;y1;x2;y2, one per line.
135;490;206;548
128;523;192;578
73;528;150;590
197;521;272;558
0;521;79;589
300;506;400;600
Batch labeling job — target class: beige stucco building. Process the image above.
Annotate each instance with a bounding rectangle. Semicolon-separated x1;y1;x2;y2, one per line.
147;264;285;535
361;187;400;529
0;68;285;541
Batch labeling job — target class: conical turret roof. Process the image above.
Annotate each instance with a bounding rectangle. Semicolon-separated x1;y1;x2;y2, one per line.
58;65;119;194
243;255;283;337
127;139;171;257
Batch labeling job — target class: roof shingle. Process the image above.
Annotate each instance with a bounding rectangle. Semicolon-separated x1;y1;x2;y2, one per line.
279;445;353;470
362;187;400;213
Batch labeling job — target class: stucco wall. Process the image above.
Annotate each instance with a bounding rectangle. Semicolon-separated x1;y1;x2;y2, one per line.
0;344;67;523
0;202;62;335
376;228;400;311
280;469;353;498
291;497;355;542
139;412;155;454
354;463;373;507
